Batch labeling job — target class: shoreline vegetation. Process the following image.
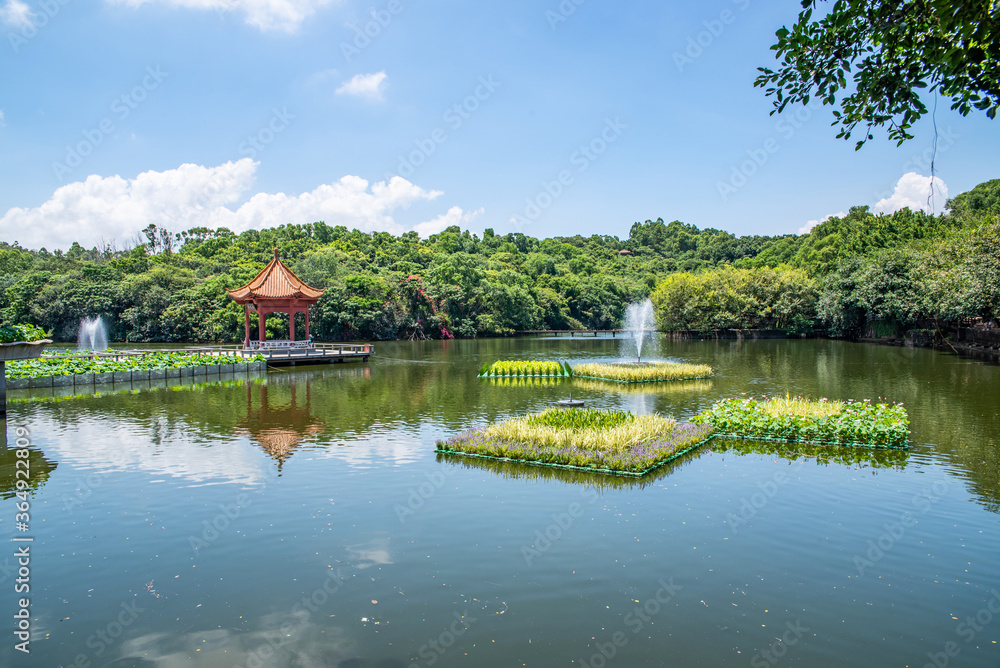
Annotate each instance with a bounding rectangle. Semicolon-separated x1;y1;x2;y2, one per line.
1;179;996;347
437;398;910;477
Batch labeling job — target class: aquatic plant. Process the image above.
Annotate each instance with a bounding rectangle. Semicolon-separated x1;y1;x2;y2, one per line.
484;376;566;388
708;438;908;470
571;361;713;383
479;360;571;378
437;408;714;475
6;351;266;380
572;378;713;395
762;394;844;418
0;323;49;343
693;396;909;449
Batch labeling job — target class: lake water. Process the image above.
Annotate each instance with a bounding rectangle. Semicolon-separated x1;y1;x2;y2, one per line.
2;337;999;668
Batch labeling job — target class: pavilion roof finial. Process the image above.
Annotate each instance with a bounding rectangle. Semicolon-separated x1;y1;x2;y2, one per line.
226;249;324;304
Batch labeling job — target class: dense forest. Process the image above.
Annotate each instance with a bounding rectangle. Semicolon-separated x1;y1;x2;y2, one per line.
1;179;997;343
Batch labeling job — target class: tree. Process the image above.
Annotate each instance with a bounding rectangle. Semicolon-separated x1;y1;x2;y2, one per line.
756;1;1000;148
947;179;1000;222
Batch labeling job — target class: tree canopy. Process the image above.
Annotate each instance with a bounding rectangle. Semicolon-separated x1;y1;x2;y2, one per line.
756;0;1000;148
0;180;995;343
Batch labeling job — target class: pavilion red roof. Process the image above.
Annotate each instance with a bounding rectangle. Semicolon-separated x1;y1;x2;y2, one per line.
227;249;324;304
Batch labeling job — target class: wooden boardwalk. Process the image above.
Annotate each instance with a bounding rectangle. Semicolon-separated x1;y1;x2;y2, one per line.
186;342;374;367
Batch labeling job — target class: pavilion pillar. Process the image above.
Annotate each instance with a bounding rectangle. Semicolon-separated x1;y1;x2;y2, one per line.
305;309;310;341
289;309;295;342
258;309;266;342
244;305;251;347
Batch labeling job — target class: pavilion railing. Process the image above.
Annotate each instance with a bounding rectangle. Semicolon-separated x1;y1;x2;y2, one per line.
237;342;374;357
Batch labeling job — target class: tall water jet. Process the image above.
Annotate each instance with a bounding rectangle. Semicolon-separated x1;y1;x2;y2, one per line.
622;299;658;362
78;316;108;351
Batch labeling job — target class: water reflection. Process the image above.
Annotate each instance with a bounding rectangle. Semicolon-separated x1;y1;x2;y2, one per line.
437;436;909;493
483;376;569;388
708;437;909;471
3;338;1000;668
0;431;57;499
571;378;714;395
437;447;707;491
234;378;324;472
7;337;999;509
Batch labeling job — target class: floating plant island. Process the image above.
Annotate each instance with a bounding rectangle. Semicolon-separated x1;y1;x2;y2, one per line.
6;350;266;381
438;397;909;478
692;396;910;449
436;408;715;477
571;361;714;383
478;360;572;378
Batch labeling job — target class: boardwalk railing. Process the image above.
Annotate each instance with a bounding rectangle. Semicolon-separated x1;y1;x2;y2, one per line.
186;343;375;358
245;340;313;350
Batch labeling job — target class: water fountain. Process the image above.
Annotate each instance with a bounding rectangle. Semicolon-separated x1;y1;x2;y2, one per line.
78;316;109;351
622;299;659;362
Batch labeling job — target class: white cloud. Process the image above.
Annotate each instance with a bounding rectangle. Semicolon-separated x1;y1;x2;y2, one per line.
0;0;33;28
799;211;845;235
873;172;949;215
414;206;485;238
0;159;481;250
106;0;336;33
335;71;387;101
0;109;5;128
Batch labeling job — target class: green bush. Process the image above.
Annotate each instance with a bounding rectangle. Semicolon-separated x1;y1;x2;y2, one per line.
0;323;49;344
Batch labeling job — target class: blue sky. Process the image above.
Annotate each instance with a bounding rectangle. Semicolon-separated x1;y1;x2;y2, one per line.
0;0;996;250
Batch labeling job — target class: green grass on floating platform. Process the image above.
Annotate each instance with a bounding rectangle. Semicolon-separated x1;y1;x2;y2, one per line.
436;398;911;478
571;361;714;383
436;408;715;476
478;360;572;378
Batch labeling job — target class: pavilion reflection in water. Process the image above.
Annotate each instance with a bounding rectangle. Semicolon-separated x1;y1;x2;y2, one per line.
234;378;324;472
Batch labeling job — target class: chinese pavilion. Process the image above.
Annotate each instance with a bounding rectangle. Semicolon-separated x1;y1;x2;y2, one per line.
227;249;324;347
